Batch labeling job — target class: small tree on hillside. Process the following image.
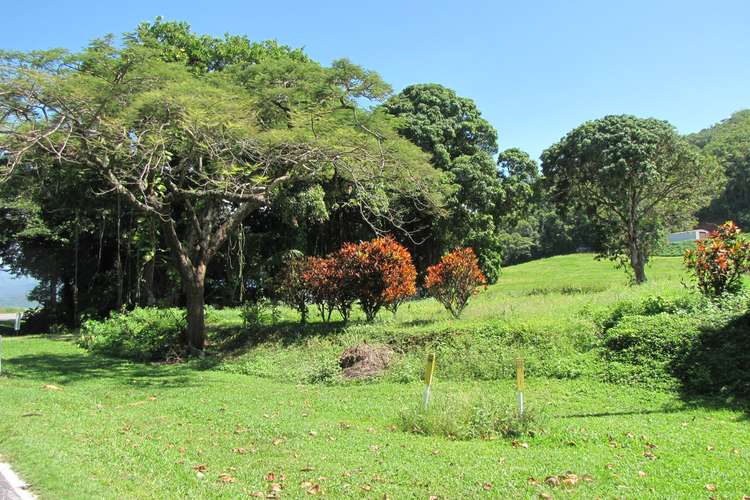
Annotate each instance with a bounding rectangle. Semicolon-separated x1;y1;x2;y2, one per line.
425;247;486;318
542;115;724;284
684;221;750;297
276;256;311;323
337;236;417;321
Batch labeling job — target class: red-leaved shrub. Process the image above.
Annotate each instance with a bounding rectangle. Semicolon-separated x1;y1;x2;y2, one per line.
302;256;351;322
425;247;487;318
684;221;750;297
336;236;417;321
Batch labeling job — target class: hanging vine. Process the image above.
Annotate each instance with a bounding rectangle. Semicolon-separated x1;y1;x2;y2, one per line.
237;225;245;304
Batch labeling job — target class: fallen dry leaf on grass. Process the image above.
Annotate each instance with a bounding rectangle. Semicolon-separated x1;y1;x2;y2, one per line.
638;471;647;478
482;482;492;490
536;472;592;489
361;484;372;491
539;493;553;499
42;384;63;391
511;440;529;448
192;464;208;473
218;473;236;483
643;451;657;460
705;484;717;492
269;483;283;493
233;447;247;454
272;438;284;446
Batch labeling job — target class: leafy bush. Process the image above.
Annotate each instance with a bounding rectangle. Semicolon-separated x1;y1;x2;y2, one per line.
684;221;750;297
275;256;311;323
600;313;699;389
594;294;702;332
425;247;487;318
78;308;186;361
398;393;544;440
598;292;750;394
240;298;280;329
336;236;417;321
677;309;750;398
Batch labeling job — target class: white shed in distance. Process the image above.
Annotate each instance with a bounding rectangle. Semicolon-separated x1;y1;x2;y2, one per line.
667;229;710;244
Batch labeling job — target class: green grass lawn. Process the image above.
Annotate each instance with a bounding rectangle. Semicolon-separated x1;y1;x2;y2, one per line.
1;254;748;498
1;337;748;498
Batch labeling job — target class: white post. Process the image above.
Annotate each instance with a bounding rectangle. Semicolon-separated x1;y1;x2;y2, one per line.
423;353;436;410
515;357;525;417
0;335;3;376
422;384;432;410
14;312;21;332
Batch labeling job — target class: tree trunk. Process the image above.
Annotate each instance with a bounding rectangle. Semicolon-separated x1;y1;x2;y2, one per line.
628;236;647;284
143;253;156;306
184;278;206;351
631;253;647;284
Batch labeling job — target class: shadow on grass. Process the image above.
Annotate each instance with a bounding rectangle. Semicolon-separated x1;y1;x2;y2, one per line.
4;352;195;388
560;407;687;419
210;320;350;355
673;311;750;419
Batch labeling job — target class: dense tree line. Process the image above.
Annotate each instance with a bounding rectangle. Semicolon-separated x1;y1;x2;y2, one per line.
1;19;744;347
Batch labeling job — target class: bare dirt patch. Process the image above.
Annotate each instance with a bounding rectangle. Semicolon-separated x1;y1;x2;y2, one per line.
338;343;394;379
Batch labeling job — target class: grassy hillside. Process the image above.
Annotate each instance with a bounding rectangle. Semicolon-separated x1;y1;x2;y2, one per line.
213;254;689;384
2;254;749;498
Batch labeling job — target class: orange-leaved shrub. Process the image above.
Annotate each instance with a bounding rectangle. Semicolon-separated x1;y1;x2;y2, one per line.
684;221;750;297
336;236;417;321
425;247;487;318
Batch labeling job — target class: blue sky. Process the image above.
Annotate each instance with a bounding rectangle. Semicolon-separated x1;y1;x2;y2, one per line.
2;0;749;160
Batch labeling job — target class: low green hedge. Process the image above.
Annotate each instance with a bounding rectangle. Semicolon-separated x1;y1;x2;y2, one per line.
78;308;186;361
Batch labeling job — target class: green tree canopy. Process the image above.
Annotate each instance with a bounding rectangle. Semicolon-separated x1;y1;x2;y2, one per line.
0;25;444;349
542;114;723;283
688;110;750;227
383;83;498;168
382;83;505;281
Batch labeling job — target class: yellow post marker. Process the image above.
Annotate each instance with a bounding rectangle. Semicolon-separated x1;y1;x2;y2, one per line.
423;353;436;409
515;357;525;416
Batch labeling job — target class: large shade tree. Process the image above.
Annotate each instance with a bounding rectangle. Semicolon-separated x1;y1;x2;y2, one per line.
0;27;442;349
383;84;506;281
542;115;723;283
